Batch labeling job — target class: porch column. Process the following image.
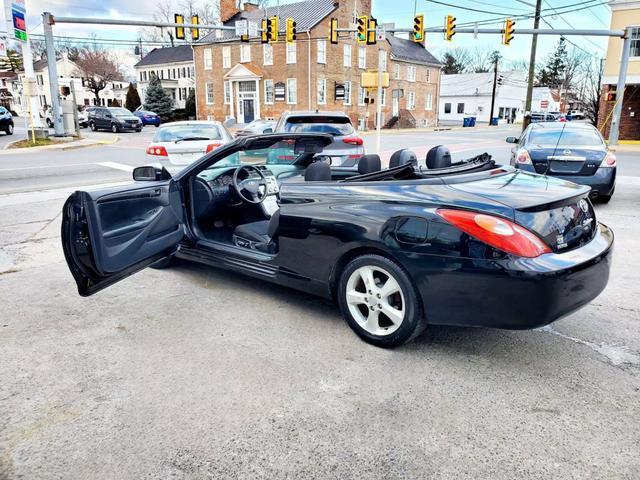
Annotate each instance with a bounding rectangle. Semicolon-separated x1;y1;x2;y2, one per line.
229;80;235;120
255;78;260;120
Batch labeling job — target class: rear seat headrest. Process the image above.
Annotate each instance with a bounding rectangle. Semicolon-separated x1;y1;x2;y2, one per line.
304;161;331;181
426;145;452;169
358;154;381;174
389;149;418;168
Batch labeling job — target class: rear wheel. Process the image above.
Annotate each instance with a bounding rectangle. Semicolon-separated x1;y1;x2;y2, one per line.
89;121;97;131
5;123;13;135
337;254;426;348
111;123;120;133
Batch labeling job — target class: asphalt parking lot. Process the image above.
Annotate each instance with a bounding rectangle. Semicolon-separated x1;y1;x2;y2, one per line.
1;126;639;479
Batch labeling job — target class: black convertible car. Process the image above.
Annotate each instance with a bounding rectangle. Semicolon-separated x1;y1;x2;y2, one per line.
62;133;613;348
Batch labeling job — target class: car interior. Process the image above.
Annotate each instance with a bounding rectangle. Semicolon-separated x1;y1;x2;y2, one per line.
186;136;497;256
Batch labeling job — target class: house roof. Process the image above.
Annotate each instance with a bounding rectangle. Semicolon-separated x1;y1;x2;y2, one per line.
200;0;338;43
440;71;527;97
33;58;50;71
386;35;442;66
0;71;18;79
134;45;193;67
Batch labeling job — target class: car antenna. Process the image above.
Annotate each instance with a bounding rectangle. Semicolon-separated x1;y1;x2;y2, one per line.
546;122;566;177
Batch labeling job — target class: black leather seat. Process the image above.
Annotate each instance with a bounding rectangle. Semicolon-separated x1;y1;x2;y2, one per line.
389;149;418;168
305;161;331;181
358;154;381;174
233;211;280;253
426;145;452;169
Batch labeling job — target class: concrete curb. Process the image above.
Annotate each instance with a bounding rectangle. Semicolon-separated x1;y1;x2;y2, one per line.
0;136;120;154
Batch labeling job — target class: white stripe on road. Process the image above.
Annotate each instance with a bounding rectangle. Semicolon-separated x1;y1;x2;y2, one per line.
96;161;135;172
0;181;130;207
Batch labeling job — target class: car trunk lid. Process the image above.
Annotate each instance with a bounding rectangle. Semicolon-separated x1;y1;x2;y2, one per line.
528;147;606;176
164;140;218;165
447;169;597;253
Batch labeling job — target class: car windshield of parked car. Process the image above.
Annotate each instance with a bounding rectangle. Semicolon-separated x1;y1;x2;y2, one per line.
154;125;223;142
284;116;354;136
528;128;603;147
110;108;134;118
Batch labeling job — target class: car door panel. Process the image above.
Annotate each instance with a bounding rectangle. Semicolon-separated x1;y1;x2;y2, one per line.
62;181;184;296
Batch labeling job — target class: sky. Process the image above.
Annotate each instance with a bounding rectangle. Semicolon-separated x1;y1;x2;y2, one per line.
1;0;613;78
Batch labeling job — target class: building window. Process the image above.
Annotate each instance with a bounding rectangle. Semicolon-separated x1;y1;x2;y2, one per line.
317;78;326;104
444;102;451;114
240;44;251;63
286;78;297;104
343;44;352;67
139;71;143;82
222;47;231;68
263;44;273;66
286;43;296;64
407;91;415;110
317;39;326;64
358;87;366;106
407;65;416;82
426;69;431;83
264;79;274;104
224;81;231;104
204;48;212;70
631;28;640;57
344;81;351;106
394;64;400;80
206;82;214;104
358;46;366;69
426;92;433;110
457;102;464;114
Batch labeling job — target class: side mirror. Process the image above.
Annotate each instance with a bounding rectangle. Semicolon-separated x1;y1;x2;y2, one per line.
505;136;518;144
133;166;171;181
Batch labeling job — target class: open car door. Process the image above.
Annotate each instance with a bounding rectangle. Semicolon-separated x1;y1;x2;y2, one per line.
62;180;184;296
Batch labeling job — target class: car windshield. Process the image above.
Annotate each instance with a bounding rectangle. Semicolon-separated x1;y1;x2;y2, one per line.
154;125;223;142
109;108;134;117
528;128;603;147
284;116;354;136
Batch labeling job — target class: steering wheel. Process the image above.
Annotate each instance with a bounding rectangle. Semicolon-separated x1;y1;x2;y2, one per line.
232;165;268;204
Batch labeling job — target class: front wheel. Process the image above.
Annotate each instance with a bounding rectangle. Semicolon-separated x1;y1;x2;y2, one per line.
89;122;97;131
111;123;119;133
337;254;426;348
5;124;13;135
136;128;142;133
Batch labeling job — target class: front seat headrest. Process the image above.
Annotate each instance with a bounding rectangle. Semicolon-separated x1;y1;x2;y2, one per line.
389;149;418;168
426;145;452;169
305;161;331;181
358;154;381;174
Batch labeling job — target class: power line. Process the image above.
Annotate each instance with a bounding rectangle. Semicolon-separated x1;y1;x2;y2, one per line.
541;0;605;52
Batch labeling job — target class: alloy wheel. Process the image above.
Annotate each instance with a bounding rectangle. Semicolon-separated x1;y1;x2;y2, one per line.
345;265;405;336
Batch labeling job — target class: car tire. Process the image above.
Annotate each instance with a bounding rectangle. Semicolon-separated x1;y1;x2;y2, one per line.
5;124;13;135
111;123;119;133
150;256;174;269
154;124;160;128
599;191;614;204
136;128;142;132
337;254;426;348
89;122;97;131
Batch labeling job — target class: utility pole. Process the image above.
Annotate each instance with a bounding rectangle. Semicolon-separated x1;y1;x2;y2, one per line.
43;12;64;136
489;54;499;126
524;0;542;131
375;47;383;154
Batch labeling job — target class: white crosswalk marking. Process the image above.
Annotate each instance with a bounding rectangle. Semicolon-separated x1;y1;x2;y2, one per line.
96;161;135;172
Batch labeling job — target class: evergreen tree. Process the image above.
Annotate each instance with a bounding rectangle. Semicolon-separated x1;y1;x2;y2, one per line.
0;49;24;72
125;83;142;111
143;74;173;118
441;52;465;74
536;38;568;87
185;89;196;118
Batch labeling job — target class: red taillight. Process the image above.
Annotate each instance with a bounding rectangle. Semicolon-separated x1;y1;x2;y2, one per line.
436;209;551;258
146;145;168;156
205;143;222;153
602;151;616;167
342;137;363;146
277;155;296;161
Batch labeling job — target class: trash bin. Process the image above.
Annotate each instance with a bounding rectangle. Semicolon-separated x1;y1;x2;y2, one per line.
463;117;470;127
490;117;499;126
469;116;476;127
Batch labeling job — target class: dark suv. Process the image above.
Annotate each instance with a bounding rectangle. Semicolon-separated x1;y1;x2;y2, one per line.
88;107;142;133
0;106;14;135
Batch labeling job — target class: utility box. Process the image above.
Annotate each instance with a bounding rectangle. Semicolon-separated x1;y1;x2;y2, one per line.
61;99;76;136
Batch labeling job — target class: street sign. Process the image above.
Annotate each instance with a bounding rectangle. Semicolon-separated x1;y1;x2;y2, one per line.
274;82;285;102
377;25;386;42
12;8;26;41
235;20;248;37
248;21;258;38
335;83;345;101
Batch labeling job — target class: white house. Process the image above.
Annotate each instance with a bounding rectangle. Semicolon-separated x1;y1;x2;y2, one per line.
134;46;195;110
438;71;527;125
12;53;129;116
531;86;561;113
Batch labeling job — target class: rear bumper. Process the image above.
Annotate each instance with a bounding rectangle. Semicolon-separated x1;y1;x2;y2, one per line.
517;164;616;196
413;223;613;329
141;117;161;125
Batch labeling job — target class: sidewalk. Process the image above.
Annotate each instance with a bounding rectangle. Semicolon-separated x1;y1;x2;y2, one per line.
359;124;518;136
0;136;119;154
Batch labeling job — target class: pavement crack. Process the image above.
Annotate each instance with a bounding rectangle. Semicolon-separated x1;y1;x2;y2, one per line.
28;212;61;241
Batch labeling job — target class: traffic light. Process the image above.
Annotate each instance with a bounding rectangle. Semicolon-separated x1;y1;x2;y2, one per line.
174;14;185;40
367;17;377;45
191;15;199;41
261;18;268;43
357;15;368;44
413;14;424;42
329;18;338;44
268;16;279;43
445;15;456;41
286;17;297;43
502;18;515;46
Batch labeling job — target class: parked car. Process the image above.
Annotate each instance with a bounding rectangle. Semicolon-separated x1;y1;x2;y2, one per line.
145;121;235;168
88;107;142;133
77;110;88;128
530;112;557;123
0;106;14;135
274;111;364;166
134;109;161;127
61;133;613;348
235;119;276;137
507;122;616;203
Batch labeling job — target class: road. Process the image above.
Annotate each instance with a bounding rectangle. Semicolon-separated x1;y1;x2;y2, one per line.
1;125;639;479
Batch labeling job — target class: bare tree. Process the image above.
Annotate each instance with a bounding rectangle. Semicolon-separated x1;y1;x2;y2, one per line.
584;57;604;126
74;48;124;101
468;47;499;73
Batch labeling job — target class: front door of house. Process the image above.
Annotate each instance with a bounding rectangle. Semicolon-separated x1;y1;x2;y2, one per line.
236;80;258;124
242;99;255;124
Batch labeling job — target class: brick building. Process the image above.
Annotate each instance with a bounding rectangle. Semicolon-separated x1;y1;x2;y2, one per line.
193;0;442;129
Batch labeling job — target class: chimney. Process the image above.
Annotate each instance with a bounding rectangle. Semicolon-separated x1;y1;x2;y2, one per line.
243;2;259;13
220;0;240;23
